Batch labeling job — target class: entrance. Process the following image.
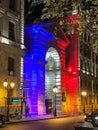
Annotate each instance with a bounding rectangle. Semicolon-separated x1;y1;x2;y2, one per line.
45;47;62;114
24;22;69;115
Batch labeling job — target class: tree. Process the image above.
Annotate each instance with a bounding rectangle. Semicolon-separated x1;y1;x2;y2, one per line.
25;0;98;52
43;0;98;52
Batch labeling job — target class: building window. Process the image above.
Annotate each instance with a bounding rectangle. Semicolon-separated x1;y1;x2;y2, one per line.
80;59;83;70
96;84;98;91
81;96;87;105
8;57;14;76
88;48;91;59
97;96;98;104
89;95;92;104
9;0;16;11
96;55;98;64
80;78;82;88
97;68;98;77
0;22;1;34
9;22;15;41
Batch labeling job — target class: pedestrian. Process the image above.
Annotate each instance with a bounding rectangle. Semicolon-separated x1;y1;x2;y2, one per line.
14;108;19;117
25;105;31;118
14;108;22;120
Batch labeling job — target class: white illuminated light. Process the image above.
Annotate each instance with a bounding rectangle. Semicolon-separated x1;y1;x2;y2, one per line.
21;44;25;49
72;9;77;15
20;57;24;81
82;70;85;73
1;38;9;44
84;115;87;119
19;57;24;94
53;86;59;94
81;91;87;96
3;80;15;88
10;82;15;88
95;117;98;120
3;81;8;88
56;79;61;81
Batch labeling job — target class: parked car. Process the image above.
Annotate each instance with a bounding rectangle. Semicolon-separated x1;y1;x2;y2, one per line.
84;111;98;127
0;114;5;127
74;121;93;130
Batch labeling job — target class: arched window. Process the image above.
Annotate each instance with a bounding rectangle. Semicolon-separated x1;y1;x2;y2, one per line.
9;22;15;41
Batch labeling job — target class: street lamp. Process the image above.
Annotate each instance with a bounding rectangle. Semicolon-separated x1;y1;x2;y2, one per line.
3;80;15;121
53;86;59;117
81;91;87;114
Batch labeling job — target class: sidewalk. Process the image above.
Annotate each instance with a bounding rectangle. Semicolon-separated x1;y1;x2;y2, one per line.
6;114;69;124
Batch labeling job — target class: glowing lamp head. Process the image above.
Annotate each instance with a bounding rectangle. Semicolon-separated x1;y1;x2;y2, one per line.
10;81;15;88
53;86;59;94
81;91;87;96
3;81;8;88
3;80;15;88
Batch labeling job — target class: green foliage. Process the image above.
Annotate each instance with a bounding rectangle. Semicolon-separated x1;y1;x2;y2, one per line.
44;0;98;51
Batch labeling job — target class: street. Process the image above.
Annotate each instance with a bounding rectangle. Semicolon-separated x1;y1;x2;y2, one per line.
1;116;83;130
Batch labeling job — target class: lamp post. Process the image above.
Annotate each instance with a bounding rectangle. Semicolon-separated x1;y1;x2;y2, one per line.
53;86;59;117
3;80;15;121
81;91;87;114
91;80;94;112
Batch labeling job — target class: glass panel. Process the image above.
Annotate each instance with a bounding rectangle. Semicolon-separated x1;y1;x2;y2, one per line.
9;0;15;11
9;22;15;41
8;57;14;76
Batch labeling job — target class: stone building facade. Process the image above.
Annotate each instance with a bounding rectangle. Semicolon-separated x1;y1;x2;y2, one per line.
0;0;24;114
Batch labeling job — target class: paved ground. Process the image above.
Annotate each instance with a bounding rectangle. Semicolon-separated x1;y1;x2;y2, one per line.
6;114;97;129
6;114;69;124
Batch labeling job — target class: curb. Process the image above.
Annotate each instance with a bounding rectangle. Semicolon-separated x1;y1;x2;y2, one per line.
5;115;69;124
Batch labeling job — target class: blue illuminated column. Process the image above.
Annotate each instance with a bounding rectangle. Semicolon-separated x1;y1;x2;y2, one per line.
24;54;48;114
24;55;38;115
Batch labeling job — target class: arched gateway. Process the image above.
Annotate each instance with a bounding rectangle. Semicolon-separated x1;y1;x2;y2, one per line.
24;22;70;115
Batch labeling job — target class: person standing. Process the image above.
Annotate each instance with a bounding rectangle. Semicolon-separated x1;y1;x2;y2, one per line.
25;105;31;118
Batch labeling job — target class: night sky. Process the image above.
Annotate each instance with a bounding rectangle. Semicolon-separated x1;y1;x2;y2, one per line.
25;0;45;25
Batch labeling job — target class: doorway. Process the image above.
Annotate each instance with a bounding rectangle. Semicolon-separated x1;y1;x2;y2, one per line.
45;47;62;114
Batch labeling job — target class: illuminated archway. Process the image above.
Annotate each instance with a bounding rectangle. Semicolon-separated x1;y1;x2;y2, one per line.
24;22;70;115
45;47;62;113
